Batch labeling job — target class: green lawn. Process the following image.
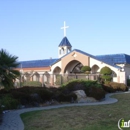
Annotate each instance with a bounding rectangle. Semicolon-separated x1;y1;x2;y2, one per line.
21;93;130;130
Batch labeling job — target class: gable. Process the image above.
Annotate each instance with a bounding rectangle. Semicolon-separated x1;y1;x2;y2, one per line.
61;50;90;73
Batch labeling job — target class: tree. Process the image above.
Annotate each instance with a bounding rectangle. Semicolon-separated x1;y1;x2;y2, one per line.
81;66;91;74
100;66;112;75
0;49;20;89
100;66;112;82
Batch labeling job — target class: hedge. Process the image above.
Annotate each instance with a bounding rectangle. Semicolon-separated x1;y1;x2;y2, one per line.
103;81;128;92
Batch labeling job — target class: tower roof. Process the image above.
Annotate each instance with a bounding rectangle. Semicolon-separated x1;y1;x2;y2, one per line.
58;37;72;47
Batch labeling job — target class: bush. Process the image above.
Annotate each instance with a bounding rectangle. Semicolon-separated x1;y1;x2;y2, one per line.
0;87;53;106
23;81;42;87
55;75;62;85
37;88;54;102
100;66;112;82
81;66;91;73
11;91;31;105
60;79;105;100
0;89;10;94
100;66;112;75
102;84;116;93
86;86;106;100
101;75;112;82
11;87;55;104
119;83;128;91
103;81;128;93
57;93;77;102
0;95;19;110
0;105;2;114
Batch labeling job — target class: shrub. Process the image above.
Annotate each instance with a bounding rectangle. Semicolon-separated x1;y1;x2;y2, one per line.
100;66;112;75
11;87;55;104
0;89;10;94
85;86;105;100
57;93;77;102
119;83;128;91
0;106;2;113
55;75;62;85
103;81;128;92
81;66;91;73
61;79;86;93
11;91;31;105
100;66;112;82
60;79;105;100
102;84;116;93
0;95;19;110
23;81;42;87
101;75;112;82
37;88;54;102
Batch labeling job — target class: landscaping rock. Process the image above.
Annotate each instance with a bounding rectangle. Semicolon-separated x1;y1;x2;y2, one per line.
73;90;97;103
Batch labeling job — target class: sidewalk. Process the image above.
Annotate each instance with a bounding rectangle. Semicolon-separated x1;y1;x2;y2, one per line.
0;91;129;130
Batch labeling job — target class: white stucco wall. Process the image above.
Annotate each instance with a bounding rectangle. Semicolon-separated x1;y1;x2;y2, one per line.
124;65;130;79
119;71;126;84
50;60;62;74
90;57;120;82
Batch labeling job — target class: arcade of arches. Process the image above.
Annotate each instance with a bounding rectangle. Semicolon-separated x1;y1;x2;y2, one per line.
21;61;117;86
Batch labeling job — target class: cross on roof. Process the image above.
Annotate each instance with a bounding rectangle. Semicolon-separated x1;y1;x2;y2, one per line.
61;21;69;37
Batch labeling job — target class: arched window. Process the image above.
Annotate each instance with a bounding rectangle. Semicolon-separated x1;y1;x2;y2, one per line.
61;48;64;54
91;65;99;74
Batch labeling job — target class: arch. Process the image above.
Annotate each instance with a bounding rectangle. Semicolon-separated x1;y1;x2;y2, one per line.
32;72;40;81
61;52;89;74
61;48;64;54
53;66;61;74
59;49;61;55
67;48;71;53
24;72;30;81
43;72;50;84
72;63;83;73
91;65;99;74
112;70;117;77
64;60;83;74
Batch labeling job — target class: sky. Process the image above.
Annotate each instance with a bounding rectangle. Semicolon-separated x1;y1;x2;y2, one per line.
0;0;130;61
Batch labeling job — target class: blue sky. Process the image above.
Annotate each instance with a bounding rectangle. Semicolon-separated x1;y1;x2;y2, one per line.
0;0;130;61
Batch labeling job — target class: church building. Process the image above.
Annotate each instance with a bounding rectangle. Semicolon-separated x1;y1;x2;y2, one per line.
16;22;130;85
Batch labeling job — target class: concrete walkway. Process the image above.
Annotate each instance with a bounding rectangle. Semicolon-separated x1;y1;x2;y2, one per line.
0;91;129;130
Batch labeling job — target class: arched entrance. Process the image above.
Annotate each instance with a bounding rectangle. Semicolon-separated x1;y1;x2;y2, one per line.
71;63;83;73
64;60;83;74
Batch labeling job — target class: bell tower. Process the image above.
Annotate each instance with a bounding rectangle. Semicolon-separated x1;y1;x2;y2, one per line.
58;21;72;58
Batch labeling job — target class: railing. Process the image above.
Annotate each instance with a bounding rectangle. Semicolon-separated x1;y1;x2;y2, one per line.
15;74;100;88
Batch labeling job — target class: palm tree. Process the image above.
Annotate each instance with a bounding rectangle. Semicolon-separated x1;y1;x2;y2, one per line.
0;49;20;89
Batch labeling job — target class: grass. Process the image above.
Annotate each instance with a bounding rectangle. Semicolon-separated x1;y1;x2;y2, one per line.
21;93;130;130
